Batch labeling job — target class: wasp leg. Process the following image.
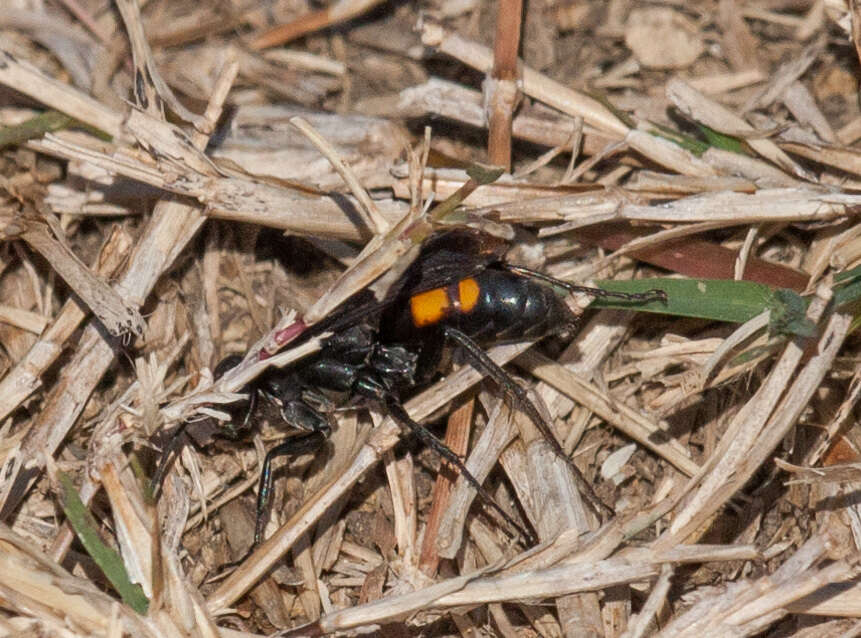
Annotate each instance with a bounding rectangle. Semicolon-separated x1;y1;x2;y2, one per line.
503;264;667;305
350;371;536;545
149;423;190;498
151;359;260;497
442;326;613;520
383;399;537;545
255;430;329;545
150;407;256;499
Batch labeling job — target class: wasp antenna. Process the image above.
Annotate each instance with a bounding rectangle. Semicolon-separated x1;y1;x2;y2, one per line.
504;264;666;305
578;286;667;303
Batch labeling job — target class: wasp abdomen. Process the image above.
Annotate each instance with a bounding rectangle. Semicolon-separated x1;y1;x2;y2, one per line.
383;268;575;345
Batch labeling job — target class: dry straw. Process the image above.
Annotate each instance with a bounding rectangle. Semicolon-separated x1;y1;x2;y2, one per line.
1;1;861;636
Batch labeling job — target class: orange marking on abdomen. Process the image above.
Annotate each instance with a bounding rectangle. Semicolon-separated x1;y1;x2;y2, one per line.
457;277;480;313
410;287;450;328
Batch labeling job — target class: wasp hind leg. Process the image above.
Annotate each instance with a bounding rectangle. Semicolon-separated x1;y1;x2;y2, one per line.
442;326;614;521
382;398;537;545
150;407;239;499
352;372;536;544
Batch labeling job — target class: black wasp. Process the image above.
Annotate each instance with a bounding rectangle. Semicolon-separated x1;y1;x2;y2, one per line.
167;229;665;545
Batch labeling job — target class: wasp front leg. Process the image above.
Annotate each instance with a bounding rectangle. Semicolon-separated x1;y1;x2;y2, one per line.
150;355;257;496
254;428;329;545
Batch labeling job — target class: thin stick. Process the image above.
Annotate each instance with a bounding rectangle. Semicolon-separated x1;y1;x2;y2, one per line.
289;116;387;235
487;0;523;169
418;396;475;576
250;0;386;49
0;226;132;422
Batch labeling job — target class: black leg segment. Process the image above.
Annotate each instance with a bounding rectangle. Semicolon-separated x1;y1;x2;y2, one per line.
442;326;613;519
255;431;329;545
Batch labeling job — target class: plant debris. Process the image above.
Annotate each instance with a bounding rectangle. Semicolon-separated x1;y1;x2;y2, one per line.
2;0;861;636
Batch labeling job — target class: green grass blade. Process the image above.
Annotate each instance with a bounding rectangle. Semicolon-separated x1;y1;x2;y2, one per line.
769;288;816;337
592;278;815;336
648;122;710;155
58;472;149;614
0;110;110;149
695;123;748;154
834;264;861;307
0;111;73;149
